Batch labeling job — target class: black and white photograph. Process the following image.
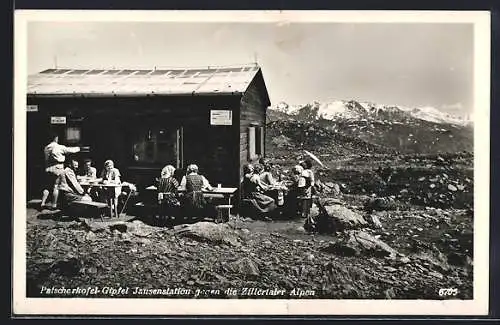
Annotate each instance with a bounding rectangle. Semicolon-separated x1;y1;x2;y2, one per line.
13;10;490;315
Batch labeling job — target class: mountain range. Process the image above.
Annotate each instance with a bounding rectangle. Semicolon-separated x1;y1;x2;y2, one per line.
265;99;474;156
271;100;472;126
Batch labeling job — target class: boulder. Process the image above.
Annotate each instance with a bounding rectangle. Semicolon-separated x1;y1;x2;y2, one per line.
366;214;383;229
229;257;260;277
310;205;368;232
109;223;128;233
128;220;155;237
321;230;398;258
410;249;451;273
175;222;242;247
363;197;397;212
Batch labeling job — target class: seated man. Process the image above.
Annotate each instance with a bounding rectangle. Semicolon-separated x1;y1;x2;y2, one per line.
80;158;100;201
81;158;97;178
58;158;92;209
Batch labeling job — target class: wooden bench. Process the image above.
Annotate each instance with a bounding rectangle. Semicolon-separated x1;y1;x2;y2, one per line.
215;204;233;223
70;201;109;222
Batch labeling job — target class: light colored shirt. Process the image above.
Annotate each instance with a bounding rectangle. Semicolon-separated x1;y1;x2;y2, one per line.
44;141;80;167
100;167;122;198
100;168;121;184
59;167;84;195
179;173;212;191
302;169;315;186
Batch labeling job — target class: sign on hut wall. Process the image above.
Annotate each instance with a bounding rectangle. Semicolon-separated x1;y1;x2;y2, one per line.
50;116;67;124
27;105;38;112
210;110;232;126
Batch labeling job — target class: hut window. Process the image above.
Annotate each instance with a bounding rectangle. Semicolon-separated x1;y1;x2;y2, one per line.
65;126;81;144
132;127;178;165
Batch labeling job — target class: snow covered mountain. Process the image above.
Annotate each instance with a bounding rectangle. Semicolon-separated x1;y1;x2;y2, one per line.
272;100;472;126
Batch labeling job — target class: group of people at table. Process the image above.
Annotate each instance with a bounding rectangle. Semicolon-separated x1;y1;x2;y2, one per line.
39;132;317;220
241;157;316;220
150;157;316;221
39;132;131;217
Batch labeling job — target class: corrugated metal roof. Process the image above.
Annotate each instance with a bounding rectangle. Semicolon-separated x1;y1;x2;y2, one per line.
27;65;264;97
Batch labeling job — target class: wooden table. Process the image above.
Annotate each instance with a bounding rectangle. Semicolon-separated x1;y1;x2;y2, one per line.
78;179;123;218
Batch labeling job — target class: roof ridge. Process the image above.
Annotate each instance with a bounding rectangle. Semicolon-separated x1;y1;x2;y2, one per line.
27;64;266;98
37;63;260;73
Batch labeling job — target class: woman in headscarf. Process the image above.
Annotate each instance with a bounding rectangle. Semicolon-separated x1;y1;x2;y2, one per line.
179;164;214;218
241;164;276;219
100;159;122;217
156;165;180;223
158;165;179;193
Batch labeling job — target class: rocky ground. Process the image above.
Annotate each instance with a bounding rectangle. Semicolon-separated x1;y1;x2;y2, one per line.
26;154;473;300
25;114;474;300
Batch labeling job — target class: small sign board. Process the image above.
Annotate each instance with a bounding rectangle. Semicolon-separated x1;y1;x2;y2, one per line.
50;116;67;124
27;105;38;112
210;110;232;126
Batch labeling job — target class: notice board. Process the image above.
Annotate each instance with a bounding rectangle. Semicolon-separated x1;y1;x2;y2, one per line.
210;110;232;126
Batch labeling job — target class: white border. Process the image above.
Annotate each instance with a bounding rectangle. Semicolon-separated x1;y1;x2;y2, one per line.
13;10;491;316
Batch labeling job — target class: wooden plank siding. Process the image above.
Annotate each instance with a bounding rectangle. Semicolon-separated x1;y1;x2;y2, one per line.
239;74;268;178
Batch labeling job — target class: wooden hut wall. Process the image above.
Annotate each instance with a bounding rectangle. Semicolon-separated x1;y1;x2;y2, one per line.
239;75;268;180
26;95;241;198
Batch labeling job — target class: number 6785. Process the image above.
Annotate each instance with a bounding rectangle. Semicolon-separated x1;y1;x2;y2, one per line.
438;288;458;296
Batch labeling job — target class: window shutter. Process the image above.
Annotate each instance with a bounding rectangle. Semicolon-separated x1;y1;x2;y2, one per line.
248;126;256;160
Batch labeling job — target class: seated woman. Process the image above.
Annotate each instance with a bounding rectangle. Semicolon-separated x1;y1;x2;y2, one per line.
100;160;122;218
156;165;180;222
241;164;277;220
178;164;214;218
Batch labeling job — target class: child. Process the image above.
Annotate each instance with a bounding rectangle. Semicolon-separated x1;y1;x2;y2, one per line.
100;160;122;217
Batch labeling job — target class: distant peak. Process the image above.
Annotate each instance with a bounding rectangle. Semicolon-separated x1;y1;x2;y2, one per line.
271;99;471;126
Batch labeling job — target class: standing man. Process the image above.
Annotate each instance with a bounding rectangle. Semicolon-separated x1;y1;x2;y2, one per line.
40;132;82;209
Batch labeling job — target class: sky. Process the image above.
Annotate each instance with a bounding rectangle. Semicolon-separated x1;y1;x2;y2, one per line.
27;22;473;115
